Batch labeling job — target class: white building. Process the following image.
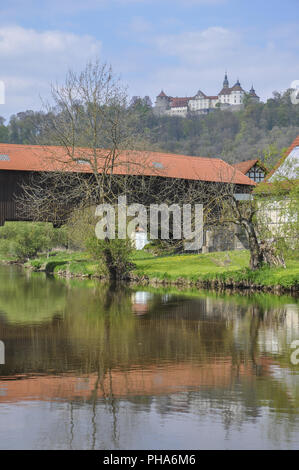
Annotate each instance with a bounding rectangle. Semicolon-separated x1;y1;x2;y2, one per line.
257;135;299;243
154;73;259;117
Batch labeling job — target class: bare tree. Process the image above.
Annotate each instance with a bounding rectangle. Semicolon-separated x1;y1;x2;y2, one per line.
205;186;286;270
137;167;286;269
17;60;153;221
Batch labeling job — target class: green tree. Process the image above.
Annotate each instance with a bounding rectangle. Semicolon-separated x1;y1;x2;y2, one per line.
0;222;67;260
0;116;9;142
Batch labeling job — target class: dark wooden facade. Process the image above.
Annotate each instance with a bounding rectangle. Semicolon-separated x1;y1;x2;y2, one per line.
0;169;254;228
0;170;31;226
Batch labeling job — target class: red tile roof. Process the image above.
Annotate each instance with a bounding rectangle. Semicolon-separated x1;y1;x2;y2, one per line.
230;84;244;92
169;97;190;108
218;87;232;95
0;143;255;185
195;90;207;98
232;159;267;174
232;159;258;174
158;90;168;98
218;85;245;95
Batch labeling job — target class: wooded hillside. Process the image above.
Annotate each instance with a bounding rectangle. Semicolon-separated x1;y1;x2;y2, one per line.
1;89;298;167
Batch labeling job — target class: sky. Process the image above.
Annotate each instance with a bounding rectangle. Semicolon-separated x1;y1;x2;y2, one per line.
0;0;298;119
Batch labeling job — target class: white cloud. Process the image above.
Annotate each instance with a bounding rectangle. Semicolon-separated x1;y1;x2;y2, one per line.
0;26;100;56
0;26;102;118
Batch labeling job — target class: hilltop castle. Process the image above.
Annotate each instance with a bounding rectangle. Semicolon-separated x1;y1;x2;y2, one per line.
154;73;259;117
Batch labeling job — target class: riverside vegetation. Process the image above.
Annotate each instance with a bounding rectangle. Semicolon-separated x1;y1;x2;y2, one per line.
0;222;298;292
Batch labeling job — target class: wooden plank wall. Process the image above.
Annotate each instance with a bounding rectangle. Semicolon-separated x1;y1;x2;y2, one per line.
0;170;30;225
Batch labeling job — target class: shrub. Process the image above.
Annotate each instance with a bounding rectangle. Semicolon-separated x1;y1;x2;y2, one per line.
66;206;96;250
67;206;135;280
86;236;134;280
0;222;67;260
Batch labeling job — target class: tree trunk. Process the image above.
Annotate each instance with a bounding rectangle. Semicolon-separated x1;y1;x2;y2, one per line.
243;220;264;270
259;240;286;268
243;221;286;270
248;233;264;270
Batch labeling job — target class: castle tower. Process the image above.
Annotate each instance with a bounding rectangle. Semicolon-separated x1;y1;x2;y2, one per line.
249;85;260;102
154;90;171;115
223;72;229;89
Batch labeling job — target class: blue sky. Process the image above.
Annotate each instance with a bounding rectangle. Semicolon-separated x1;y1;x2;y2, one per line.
0;0;298;118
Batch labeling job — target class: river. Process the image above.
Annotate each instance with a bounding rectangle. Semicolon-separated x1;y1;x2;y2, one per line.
0;264;298;449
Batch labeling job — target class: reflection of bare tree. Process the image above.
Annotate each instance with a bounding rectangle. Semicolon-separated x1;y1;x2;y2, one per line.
69;401;74;450
108;368;119;447
249;305;263;375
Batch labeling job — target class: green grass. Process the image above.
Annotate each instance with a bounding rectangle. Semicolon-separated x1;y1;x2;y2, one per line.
11;248;299;289
25;251;95;275
210;260;299;288
133;250;250;280
133;250;299;288
0;252;17;262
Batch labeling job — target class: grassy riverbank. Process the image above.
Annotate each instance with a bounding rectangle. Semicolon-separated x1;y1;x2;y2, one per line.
10;249;299;291
133;250;299;289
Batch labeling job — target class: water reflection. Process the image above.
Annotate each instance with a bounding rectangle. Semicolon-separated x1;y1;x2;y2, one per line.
0;266;298;449
131;291;153;315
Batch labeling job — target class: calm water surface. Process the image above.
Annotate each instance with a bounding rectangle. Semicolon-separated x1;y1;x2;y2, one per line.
0;265;298;450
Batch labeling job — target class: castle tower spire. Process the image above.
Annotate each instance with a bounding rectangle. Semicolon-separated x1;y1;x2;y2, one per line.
223;71;229;89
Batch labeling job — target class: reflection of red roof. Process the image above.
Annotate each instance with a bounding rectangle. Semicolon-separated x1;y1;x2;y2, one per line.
265;135;299;181
232;159;267;175
0;358;267;402
0;143;255;185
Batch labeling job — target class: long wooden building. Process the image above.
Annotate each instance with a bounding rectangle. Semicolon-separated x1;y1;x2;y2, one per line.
0;143;255;226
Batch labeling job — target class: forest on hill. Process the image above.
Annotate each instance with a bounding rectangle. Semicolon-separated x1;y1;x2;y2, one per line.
1;88;299;168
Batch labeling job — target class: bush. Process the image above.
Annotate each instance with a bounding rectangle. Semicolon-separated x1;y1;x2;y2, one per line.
86;236;134;280
0;222;68;260
67;206;135;280
66;206;96;250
